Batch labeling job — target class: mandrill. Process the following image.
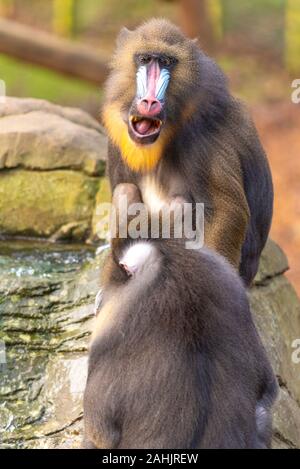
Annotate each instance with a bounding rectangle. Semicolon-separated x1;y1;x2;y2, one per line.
102;19;273;286
83;184;278;449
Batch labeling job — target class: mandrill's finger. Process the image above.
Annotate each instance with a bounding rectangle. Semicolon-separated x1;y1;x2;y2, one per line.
112;183;142;208
111;183;143;238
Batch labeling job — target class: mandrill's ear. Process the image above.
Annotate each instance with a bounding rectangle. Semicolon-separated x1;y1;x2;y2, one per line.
116;27;132;47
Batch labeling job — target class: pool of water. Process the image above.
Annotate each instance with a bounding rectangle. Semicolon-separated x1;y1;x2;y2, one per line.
0;240;95;279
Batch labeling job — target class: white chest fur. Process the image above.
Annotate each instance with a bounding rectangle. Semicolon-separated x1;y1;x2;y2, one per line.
140;175;168;213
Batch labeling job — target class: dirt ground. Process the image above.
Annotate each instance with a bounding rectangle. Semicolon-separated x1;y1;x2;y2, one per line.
253;102;300;296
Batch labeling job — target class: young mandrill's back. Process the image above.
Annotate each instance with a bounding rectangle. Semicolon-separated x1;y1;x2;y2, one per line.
83;237;277;449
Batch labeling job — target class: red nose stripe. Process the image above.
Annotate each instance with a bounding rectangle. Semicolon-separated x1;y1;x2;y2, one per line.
147;60;160;99
136;61;162;117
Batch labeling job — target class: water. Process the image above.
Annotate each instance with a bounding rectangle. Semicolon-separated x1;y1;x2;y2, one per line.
0;240;103;448
0;240;95;279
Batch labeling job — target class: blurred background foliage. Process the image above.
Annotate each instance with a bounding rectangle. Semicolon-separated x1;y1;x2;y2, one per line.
0;0;299;292
0;0;299;111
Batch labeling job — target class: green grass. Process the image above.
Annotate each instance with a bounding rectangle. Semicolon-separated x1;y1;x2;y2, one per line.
0;53;102;111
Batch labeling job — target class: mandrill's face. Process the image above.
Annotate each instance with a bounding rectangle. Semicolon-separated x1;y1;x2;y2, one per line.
103;20;205;172
128;52;177;145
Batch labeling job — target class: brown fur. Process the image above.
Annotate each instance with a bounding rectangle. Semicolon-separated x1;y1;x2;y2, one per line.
103;19;273;285
83;184;278;449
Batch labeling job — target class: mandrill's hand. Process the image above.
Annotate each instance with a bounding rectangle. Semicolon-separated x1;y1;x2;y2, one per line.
112;183;143;208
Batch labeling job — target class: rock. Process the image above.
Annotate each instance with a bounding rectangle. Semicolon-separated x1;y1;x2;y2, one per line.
0;238;299;449
251;271;300;408
253;239;289;284
0;98;109;241
0;97;106;175
0;240;100;449
250;240;300;448
0;97;102;132
273;388;300;448
49;222;90;243
0;170;99;239
90;178;112;243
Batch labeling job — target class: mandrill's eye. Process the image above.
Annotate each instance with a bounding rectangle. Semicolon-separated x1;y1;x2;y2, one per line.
159;56;177;68
139;54;152;65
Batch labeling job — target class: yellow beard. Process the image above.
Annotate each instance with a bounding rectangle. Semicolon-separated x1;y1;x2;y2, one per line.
103;104;169;173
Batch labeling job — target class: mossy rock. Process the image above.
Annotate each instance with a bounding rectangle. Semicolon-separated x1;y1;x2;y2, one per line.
90;178;112;242
0;97;109;241
0;169;101;240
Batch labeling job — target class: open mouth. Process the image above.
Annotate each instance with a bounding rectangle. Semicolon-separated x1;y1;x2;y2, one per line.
129;116;162;142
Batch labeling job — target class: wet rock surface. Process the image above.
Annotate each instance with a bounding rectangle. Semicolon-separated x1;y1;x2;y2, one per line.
0;239;299;449
0;240;104;448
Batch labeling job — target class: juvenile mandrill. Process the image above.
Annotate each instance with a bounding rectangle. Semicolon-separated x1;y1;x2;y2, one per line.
83;184;277;449
103;19;273;285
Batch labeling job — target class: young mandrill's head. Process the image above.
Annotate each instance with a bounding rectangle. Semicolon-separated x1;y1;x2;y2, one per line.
103;19;207;172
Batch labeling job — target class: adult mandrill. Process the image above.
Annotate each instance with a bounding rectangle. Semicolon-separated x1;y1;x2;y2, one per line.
83;183;278;449
102;19;273;285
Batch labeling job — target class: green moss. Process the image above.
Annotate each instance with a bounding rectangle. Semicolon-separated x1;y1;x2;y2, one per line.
91;177;112;241
0;169;100;238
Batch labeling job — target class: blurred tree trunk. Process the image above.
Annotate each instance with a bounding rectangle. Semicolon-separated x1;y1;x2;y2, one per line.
0;18;108;84
178;0;222;51
52;0;79;38
285;0;300;74
207;0;223;43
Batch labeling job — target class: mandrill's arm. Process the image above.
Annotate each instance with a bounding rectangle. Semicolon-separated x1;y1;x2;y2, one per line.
204;162;250;271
